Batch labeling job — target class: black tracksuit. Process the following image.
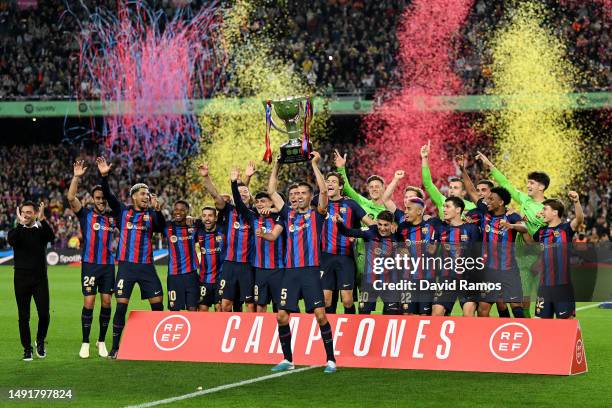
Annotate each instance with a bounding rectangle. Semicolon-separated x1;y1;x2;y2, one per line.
8;221;55;350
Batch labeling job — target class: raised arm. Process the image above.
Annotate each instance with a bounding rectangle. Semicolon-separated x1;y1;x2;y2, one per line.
198;163;226;211
456;154;479;203
311;151;328;214
334;149;370;208
382;170;405;213
267;157;285;210
231;168;253;220
476;151;528;206
421;141;446;214
96;157;122;216
67;160;87;213
243;160;256;188
569;191;584;231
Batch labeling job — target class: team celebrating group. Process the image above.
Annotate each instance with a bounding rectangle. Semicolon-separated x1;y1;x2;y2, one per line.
60;142;582;372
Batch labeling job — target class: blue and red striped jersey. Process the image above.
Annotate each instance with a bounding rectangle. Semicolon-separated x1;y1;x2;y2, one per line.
220;204;252;263
196;225;226;284
252;215;285;269
230;180;284;269
480;212;522;271
280;204;325;268
76;207;116;265
321;198;366;255
165;222;198;275
396;211;440;280
115;208;162;264
434;221;481;278
533;222;574;287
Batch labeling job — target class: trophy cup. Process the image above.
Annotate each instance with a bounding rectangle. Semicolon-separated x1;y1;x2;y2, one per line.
262;96;313;164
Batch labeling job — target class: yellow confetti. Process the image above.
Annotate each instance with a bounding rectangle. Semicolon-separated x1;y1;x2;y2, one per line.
484;1;585;197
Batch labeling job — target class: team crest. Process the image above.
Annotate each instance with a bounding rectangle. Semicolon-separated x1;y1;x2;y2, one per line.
201;248;207;255
233;221;241;229
289;225;296;233
402;303;409;310
126;222;134;230
117;290;123;295
169;302;174;308
325;213;330;219
339;207;347;214
406;240;412;247
304;213;310;220
188;228;194;234
170;235;178;243
421;227;428;234
485;224;491;233
109;218;114;224
86;287;92;292
461;234;468;241
374;247;382;255
444;244;451;250
215;236;223;241
260;227;268;234
143;215;150;221
280;300;286;306
93;223;101;231
553;230;560;238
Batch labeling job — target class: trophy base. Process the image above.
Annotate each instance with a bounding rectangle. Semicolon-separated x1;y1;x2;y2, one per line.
279;139;312;164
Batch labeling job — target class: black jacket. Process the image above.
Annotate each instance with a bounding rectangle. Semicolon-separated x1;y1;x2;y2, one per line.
8;221;55;275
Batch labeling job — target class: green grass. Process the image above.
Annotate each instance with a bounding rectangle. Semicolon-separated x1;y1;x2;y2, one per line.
0;266;610;407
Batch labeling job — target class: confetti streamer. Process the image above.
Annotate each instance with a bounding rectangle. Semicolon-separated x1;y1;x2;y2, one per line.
72;0;225;169
356;0;476;198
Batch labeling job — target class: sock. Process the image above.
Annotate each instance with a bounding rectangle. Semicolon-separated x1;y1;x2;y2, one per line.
278;325;293;363
325;306;336;314
344;305;356;314
81;307;94;343
150;302;163;311
498;307;511;318
98;306;111;342
112;303;128;350
511;306;525;318
320;322;336;363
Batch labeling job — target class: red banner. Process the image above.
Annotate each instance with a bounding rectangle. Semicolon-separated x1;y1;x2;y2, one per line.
118;312;587;375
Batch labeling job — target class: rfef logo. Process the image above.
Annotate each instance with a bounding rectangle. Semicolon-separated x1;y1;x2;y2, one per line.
489;323;532;362
153;315;191;351
575;339;584;364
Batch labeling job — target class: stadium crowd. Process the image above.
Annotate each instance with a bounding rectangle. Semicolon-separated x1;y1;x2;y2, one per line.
0;143;609;249
0;0;609;99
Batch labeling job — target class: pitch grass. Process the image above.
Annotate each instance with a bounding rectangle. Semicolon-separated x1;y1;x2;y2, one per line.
0;266;610;408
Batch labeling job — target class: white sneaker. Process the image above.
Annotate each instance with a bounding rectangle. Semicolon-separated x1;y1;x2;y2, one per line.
79;343;90;359
96;341;109;358
324;360;337;373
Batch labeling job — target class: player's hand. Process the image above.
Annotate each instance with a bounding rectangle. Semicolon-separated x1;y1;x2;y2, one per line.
505;208;516;216
96;157;112;176
332;214;343;224
245;161;256;178
186;216;195;226
568;191;579;203
73;160;88;178
454;154;466;170
230;167;240;182
310;151;321;165
150;194;162;211
259;208;273;216
198;163;209;178
394;170;405;180
255;228;264;238
37;202;46;221
16;207;27;225
499;220;511;230
420;140;430;159
391;222;398;234
333;149;347;168
475;151;493;169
